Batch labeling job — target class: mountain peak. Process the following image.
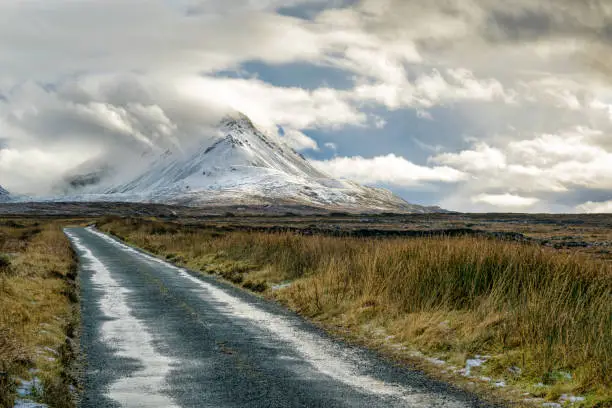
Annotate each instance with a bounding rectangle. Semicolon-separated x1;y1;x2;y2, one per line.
46;112;437;213
220;112;256;131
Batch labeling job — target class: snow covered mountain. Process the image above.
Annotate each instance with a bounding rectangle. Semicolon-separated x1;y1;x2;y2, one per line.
0;186;10;202
48;113;440;213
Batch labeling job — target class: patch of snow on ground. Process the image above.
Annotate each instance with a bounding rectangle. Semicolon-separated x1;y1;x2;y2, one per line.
65;230;179;408
270;282;292;291
426;357;446;366
42;347;58;355
560;394;586;403
462;356;488;377
13;401;48;408
16;373;43;399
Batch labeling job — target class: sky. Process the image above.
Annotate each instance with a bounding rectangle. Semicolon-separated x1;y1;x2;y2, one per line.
1;0;612;213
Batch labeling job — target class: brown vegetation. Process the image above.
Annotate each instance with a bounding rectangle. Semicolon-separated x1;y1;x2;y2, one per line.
0;220;79;408
101;217;612;407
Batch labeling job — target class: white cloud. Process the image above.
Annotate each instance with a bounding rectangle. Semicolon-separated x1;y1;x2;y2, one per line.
417;125;612;212
348;68;514;110
576;200;612;214
281;129;319;151
507;130;604;167
313;154;467;186
428;127;612;197
0;2;328;81
506;129;612;191
472;193;540;208
324;142;338;151
0;147;97;195
178;76;366;130
417;69;513;106
416;109;433;120
431;143;507;172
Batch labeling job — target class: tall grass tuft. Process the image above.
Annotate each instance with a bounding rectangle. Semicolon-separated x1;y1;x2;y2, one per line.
0;220;78;407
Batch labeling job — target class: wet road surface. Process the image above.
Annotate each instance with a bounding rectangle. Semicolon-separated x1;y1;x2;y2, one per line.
66;227;497;408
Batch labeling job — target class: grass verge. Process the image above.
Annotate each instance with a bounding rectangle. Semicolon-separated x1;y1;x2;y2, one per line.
100;217;612;408
0;219;80;408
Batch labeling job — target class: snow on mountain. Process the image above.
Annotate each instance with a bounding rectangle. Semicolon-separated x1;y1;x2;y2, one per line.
45;113;439;213
0;186;10;202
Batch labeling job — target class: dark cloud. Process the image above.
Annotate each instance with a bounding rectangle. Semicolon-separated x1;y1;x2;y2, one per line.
478;1;612;80
585;44;612;83
547;187;612;208
484;8;556;43
412;0;612;46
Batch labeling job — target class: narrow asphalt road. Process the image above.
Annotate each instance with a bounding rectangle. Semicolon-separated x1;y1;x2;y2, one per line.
66;227;497;408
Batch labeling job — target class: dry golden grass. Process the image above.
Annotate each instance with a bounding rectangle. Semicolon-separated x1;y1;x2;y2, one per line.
102;217;612;407
0;220;78;408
